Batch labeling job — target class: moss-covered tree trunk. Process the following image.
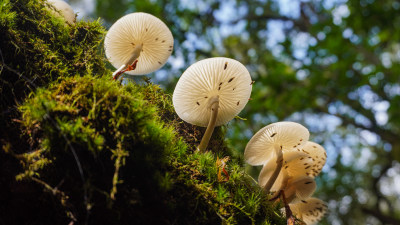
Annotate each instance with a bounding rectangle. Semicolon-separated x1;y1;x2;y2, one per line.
0;1;286;224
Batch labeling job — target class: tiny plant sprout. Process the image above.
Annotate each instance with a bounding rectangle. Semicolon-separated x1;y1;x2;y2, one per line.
47;0;76;24
244;122;309;192
173;57;252;152
290;197;328;225
104;12;174;80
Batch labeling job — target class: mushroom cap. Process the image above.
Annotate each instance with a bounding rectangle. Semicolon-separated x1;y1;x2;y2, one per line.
284;176;316;203
258;151;313;191
301;141;327;177
290;198;328;225
47;0;75;24
104;12;174;75
244;122;310;166
172;57;252;127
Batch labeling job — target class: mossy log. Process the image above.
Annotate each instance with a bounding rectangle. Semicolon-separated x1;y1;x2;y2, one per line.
0;0;286;224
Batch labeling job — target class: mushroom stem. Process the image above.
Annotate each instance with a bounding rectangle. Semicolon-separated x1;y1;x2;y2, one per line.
198;96;219;152
112;44;143;79
263;145;283;193
281;190;295;225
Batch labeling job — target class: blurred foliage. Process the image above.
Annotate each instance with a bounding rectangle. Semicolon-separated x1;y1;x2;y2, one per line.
93;0;400;224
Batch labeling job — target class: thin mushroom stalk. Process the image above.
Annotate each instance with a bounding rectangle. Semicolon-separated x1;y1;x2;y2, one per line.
281;190;296;225
112;44;143;80
263;145;283;193
198;96;219;152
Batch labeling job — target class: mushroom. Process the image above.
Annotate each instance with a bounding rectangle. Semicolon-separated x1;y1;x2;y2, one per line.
173;57;252;152
104;12;174;79
301;141;327;177
47;0;76;24
290;198;328;225
244;122;309;192
258;151;318;204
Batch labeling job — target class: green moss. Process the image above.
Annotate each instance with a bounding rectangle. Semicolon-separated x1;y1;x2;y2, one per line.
0;0;108;148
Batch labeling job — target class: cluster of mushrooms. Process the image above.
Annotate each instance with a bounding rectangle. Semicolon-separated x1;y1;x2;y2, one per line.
50;2;328;224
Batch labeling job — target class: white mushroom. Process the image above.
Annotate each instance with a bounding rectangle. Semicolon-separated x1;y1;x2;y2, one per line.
301;141;327;177
244;122;309;192
104;12;174;79
258;150;314;193
173;57;252;152
282;176;317;204
290;198;328;225
47;0;76;24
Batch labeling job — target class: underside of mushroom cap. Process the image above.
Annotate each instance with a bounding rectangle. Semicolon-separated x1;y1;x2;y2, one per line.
285;176;316;204
104;12;174;75
47;0;75;24
258;151;311;191
290;198;328;225
173;57;252;127
244;121;310;166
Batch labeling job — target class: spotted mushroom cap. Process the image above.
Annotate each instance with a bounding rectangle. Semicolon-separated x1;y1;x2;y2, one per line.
290;198;328;225
104;12;174;75
284;176;316;204
258;151;313;191
301;141;327;177
47;0;75;24
173;57;252;127
244;122;310;166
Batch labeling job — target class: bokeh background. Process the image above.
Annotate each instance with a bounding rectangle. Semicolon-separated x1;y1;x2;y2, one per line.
68;0;400;224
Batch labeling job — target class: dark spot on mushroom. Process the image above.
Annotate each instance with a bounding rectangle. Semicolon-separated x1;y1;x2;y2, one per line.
300;157;304;160
168;49;172;52
305;181;313;184
237;101;240;106
146;28;148;31
302;200;307;203
285;165;289;169
155;38;159;41
250;81;255;85
233;87;236;90
304;163;308;165
169;46;173;48
270;133;277;137
204;96;208;98
224;62;228;70
219;82;223;86
313;145;317;148
158;61;162;64
300;139;303;141
228;77;235;83
218;86;221;91
162;40;165;43
196;102;200;106
305;166;311;169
